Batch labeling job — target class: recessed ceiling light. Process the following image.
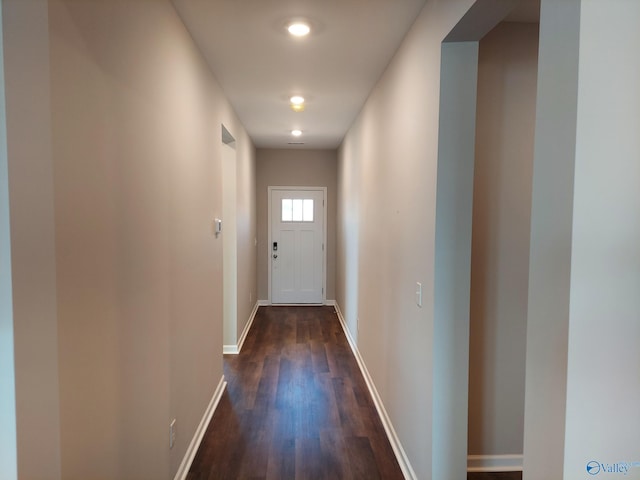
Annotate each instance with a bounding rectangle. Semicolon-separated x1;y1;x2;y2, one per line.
287;22;310;37
291;129;303;137
290;95;305;112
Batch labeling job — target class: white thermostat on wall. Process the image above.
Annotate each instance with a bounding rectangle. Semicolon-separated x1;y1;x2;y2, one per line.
214;218;222;236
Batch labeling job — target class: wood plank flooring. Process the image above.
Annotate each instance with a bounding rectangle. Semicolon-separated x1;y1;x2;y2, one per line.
187;305;523;480
468;473;522;480
187;306;404;480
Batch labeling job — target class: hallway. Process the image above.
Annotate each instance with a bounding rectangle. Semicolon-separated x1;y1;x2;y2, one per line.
186;306;525;479
3;1;638;479
187;306;404;479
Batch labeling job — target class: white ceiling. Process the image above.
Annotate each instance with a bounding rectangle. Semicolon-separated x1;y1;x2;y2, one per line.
172;0;539;150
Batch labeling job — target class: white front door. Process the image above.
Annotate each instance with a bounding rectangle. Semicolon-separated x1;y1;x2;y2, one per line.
270;188;325;304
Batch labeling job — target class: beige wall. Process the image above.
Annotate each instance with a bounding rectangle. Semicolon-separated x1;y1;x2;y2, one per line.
221;130;257;351
336;1;509;477
256;148;337;302
4;0;256;478
236;137;257;340
468;22;538;456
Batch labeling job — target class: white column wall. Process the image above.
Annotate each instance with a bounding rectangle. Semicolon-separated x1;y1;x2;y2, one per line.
524;1;640;479
522;1;580;478
0;2;18;478
2;1;62;478
433;41;478;480
563;1;640;477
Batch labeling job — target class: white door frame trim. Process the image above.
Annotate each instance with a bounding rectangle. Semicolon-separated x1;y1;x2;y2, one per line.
267;186;327;305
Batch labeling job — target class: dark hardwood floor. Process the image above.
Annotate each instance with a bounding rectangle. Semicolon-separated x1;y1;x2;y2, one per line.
468;473;522;480
187;306;404;479
187;305;523;480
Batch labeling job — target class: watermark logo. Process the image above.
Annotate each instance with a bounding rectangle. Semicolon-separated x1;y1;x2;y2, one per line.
586;460;640;476
587;461;601;475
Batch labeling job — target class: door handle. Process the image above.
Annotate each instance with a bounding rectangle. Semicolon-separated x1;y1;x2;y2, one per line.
273;254;278;259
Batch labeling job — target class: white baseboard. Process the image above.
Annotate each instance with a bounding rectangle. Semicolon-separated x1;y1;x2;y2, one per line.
222;344;238;355
223;301;260;355
237;301;259;353
173;376;227;480
467;454;523;472
263;303;324;306
332;304;418;480
258;300;337;306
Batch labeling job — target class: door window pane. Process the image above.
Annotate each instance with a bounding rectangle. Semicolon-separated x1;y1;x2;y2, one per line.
292;199;303;221
303;199;314;221
281;198;315;222
282;199;292;222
